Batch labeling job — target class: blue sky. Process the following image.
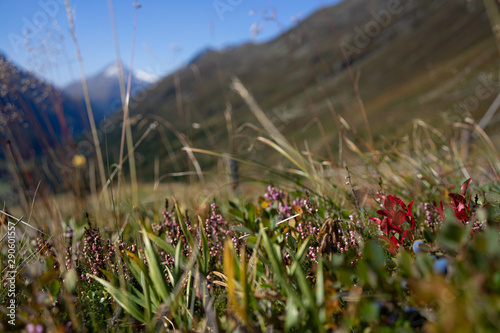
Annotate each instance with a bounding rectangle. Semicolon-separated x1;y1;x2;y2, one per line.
0;0;341;88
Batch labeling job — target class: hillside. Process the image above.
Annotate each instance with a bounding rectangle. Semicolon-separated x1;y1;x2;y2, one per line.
0;53;88;202
98;0;498;181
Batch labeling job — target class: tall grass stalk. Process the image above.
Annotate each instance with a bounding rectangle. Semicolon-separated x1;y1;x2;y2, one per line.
107;0;140;207
63;0;109;209
100;121;157;196
150;115;205;183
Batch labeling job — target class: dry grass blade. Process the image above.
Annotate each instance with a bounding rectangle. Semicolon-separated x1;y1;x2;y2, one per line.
231;77;288;145
107;0;140;207
63;0;109;209
149;115;205;183
100;122;157;196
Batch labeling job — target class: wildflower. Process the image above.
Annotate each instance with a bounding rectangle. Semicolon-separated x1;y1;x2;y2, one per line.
71;154;86;168
203;203;231;265
26;324;44;333
264;185;284;201
418;202;442;232
307;246;318;263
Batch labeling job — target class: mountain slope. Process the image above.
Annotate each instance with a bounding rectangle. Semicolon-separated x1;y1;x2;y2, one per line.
0;53;86;152
0;53;89;204
96;0;497;180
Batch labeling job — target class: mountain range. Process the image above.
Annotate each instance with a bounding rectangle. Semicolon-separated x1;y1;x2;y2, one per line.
1;0;499;197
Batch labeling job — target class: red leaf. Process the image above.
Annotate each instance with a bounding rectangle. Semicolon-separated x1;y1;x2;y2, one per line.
392;196;407;210
393;210;405;226
388;235;401;255
376;209;389;217
410;216;416;231
384;196;396;217
456;209;469;222
449;193;466;206
461;178;472;197
378;235;396;255
379;217;392;236
378;235;401;255
437;201;444;220
407;200;414;217
392;224;402;234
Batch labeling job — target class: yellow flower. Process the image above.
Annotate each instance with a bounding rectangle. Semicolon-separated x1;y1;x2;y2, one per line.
72;154;86;168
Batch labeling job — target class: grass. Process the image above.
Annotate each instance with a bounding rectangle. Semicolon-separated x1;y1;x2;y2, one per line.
1;0;500;332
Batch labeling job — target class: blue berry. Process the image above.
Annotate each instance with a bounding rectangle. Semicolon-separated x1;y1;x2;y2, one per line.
433;258;448;275
412;240;425;254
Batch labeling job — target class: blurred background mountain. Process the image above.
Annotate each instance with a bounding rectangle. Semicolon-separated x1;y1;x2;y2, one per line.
63;62;157;120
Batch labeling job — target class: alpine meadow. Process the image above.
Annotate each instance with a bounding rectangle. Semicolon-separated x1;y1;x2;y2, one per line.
1;0;500;332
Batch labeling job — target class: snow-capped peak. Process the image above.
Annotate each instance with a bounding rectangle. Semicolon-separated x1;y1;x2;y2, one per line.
135;69;158;84
104;63;120;77
103;63;157;84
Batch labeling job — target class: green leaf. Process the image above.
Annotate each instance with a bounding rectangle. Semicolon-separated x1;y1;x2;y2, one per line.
140;271;152;325
175;202;195;248
415;253;433;279
285;298;300;331
247;207;256;224
485;191;500;206
229;200;239;210
261;228;301;306
92;275;145;323
364;240;385;269
360;301;380;323
423;229;436;244
198;216;209;275
145;232;176;257
315;259;326;325
142;227;171;302
229;208;245;222
49;280;60;298
174;241;183;283
317;206;327;219
437;221;465;251
165;265;175;288
233;225;253;235
293;262;319;327
294;237;311;268
63;269;77;293
396;250;413;277
287;235;298;251
385;258;397;270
